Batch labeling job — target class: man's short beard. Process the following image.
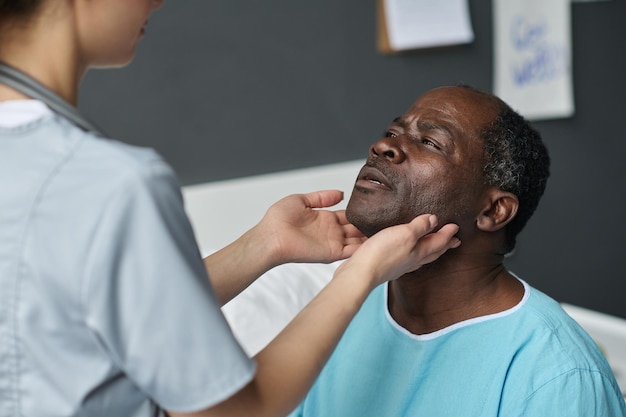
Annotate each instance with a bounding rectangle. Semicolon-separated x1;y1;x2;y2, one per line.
345;204;405;238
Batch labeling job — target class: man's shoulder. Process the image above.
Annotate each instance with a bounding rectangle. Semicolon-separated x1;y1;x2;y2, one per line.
510;283;614;380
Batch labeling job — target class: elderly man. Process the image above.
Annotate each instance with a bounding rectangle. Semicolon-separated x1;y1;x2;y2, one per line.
289;86;626;416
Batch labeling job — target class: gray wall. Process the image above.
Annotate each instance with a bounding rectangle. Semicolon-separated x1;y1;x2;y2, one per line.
79;0;626;319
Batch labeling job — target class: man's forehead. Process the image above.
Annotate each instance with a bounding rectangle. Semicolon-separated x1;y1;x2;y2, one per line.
412;87;494;110
401;87;500;129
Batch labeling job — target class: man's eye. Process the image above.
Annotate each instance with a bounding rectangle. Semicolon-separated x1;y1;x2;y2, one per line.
384;131;398;138
422;138;439;149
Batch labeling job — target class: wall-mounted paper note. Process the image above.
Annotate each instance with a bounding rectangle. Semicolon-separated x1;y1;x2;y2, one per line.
494;0;574;120
383;0;474;51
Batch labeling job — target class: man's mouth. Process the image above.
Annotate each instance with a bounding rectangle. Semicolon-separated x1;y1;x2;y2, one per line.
355;165;393;191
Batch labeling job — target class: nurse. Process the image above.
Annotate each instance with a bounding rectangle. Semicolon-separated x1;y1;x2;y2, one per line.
0;1;460;416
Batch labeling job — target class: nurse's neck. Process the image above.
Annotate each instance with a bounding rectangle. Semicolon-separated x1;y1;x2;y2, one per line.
0;5;84;106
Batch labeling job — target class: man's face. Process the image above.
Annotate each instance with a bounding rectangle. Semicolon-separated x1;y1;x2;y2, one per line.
346;87;500;237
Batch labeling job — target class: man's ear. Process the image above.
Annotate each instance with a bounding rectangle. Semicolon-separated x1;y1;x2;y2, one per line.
476;189;519;232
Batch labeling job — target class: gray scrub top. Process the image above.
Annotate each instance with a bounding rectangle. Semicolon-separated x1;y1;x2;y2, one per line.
0;101;256;417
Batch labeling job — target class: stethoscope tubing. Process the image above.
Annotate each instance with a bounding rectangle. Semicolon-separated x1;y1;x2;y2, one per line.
0;61;105;136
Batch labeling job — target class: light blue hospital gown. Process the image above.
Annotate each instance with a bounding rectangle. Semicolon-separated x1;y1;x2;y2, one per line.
0;101;255;417
290;279;626;417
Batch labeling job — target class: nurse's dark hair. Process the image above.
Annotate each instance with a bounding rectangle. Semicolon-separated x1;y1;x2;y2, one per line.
0;0;44;19
459;85;551;253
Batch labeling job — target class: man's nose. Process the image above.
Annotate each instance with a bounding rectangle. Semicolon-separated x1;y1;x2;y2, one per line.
370;137;406;164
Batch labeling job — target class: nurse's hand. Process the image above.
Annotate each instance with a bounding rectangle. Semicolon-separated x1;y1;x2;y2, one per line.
336;214;461;287
205;190;365;305
252;190;366;266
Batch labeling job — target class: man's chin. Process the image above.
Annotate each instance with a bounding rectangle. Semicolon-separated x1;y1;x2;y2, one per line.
346;207;397;238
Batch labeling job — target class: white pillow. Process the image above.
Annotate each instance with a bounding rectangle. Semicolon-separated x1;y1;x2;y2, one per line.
221;261;340;356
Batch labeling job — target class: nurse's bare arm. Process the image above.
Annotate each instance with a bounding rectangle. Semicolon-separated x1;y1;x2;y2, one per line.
204;190;366;305
170;215;460;417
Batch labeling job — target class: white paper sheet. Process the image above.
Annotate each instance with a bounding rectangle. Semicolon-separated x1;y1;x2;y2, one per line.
384;0;474;51
494;0;574;120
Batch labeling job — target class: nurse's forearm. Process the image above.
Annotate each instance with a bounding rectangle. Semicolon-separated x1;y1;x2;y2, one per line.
174;216;460;417
194;259;376;417
203;224;279;305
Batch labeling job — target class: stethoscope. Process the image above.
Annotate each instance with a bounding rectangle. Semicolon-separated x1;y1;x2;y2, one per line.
0;61;106;136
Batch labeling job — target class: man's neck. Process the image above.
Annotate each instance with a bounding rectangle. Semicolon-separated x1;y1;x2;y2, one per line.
387;254;524;336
